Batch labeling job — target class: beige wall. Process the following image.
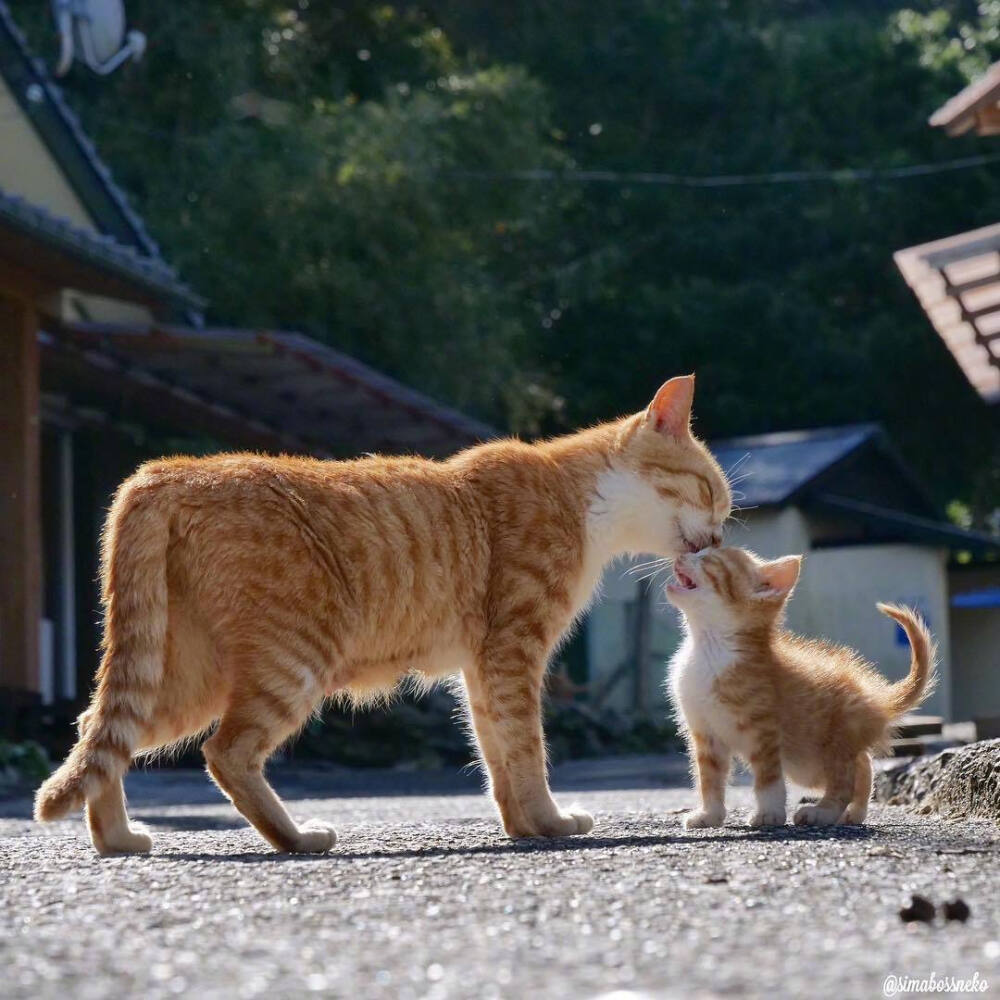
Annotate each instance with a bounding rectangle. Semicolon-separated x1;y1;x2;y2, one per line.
0;76;94;230
0;79;155;325
585;513;952;719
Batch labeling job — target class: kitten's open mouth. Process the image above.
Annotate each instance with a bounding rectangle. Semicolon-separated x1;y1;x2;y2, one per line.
672;569;697;590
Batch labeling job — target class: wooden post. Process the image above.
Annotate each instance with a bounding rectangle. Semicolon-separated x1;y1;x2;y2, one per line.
0;295;42;710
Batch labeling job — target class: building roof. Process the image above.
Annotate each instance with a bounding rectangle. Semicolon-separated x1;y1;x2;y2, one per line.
929;62;1000;137
0;186;203;310
711;424;886;507
894;223;1000;404
43;320;496;457
711;424;999;558
0;3;162;256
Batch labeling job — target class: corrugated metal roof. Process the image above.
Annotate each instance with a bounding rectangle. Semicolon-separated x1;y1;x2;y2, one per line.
46;320;496;457
710;424;880;507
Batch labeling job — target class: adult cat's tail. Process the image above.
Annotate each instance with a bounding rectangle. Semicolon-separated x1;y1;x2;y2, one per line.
35;479;169;822
877;602;937;717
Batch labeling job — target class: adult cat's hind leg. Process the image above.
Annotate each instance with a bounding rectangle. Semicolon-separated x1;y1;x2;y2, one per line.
203;681;335;853
87;779;152;856
842;753;873;825
74;708;152;855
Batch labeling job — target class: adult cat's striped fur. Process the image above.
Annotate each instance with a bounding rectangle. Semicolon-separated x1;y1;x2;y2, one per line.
36;375;731;855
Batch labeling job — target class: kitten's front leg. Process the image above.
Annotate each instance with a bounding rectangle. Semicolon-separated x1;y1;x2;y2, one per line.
747;731;786;827
684;729;730;829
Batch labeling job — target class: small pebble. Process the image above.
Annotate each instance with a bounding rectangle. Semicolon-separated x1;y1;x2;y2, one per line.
899;894;936;923
941;898;971;923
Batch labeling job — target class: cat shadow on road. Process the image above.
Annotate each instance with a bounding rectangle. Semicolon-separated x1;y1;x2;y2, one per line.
158;822;876;864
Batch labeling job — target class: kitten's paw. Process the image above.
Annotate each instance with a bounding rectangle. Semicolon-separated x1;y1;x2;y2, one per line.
683;808;726;830
793;804;841;828
748;808;786;828
510;807;594;838
290;819;337;854
94;827;153;857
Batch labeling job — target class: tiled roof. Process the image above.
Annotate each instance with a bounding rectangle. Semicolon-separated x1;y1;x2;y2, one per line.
710;424;881;507
0;185;204;309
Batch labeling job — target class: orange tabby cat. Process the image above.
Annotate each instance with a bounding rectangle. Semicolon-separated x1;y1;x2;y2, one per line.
35;374;731;855
666;547;935;829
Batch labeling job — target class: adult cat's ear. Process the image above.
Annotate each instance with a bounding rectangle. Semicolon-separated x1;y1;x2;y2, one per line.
756;555;802;598
646;374;695;437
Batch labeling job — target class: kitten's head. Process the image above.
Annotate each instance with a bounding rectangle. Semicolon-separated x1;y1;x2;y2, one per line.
665;546;802;631
614;375;732;557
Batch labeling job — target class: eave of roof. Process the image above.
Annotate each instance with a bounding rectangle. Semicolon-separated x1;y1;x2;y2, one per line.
0;186;204;310
0;2;162;257
44;319;496;457
894;223;1000;404
812;494;1000;560
929;62;1000;137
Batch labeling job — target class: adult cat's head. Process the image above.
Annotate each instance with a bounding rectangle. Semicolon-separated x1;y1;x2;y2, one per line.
603;375;732;558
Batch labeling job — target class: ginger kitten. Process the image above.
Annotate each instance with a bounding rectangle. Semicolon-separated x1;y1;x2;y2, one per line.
666;547;935;829
36;375;731;856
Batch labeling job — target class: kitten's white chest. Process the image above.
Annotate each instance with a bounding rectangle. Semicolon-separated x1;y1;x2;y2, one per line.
669;633;746;751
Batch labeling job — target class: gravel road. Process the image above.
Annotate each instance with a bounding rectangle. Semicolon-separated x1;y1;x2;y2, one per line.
2;757;998;999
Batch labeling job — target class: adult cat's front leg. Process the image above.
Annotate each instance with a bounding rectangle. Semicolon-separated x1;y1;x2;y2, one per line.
465;650;592;838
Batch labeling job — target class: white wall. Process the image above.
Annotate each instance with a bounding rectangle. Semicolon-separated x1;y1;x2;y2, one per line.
585;511;952;719
801;544;950;719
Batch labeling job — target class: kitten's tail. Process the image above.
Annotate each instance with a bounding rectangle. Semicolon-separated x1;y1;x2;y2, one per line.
35;480;170;822
877;602;937;717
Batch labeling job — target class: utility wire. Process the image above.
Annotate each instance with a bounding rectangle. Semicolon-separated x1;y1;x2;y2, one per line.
5;100;1000;187
448;151;1000;187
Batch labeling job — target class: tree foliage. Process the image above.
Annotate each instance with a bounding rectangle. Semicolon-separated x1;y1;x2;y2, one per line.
14;0;999;519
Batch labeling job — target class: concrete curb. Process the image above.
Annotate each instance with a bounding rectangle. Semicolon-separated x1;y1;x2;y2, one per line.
875;738;1000;824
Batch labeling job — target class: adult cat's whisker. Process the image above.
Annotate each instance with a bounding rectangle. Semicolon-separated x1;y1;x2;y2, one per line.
625;557;673;577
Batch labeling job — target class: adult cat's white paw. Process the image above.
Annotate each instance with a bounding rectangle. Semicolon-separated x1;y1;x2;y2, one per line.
289;819;337;853
683;808;725;830
510;807;594;838
793;804;841;828
94;827;153;856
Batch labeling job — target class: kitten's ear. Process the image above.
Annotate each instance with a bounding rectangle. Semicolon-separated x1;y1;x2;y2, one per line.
756;555;802;598
646;374;695;437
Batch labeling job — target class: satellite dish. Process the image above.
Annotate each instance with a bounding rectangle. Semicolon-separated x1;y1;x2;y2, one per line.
52;0;146;77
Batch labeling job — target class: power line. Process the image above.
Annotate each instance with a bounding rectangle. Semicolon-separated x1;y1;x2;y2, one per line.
447;151;1000;188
